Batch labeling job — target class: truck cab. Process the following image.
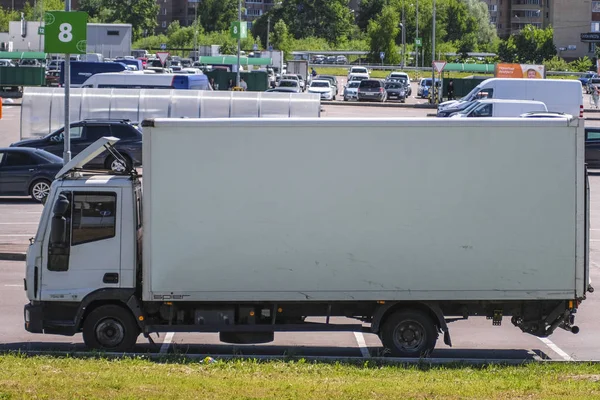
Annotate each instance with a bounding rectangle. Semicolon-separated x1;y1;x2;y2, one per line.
25;138;141;339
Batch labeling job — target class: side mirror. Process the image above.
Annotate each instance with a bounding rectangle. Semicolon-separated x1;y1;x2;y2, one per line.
53;194;69;217
50;216;67;247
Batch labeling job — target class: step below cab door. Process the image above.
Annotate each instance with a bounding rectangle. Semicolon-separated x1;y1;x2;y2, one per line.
40;188;123;302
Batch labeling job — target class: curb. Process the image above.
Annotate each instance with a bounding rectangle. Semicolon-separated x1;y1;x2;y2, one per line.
0;253;26;262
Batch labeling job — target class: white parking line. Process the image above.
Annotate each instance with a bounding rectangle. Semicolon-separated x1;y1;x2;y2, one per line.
4;284;22;287
159;332;174;354
0;234;32;237
538;337;574;361
353;332;371;358
0;223;38;224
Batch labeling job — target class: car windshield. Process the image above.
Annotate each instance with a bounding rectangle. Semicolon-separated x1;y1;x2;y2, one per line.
360;80;382;89
311;82;329;88
35;149;63;164
457;101;481;115
385;83;402;89
280;81;298;87
348;82;360;88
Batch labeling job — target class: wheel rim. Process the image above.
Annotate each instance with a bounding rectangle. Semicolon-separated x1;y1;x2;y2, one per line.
111;159;127;172
32;182;50;201
392;319;426;352
95;318;125;348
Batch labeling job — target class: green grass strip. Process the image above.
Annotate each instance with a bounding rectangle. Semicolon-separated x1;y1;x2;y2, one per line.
1;354;600;399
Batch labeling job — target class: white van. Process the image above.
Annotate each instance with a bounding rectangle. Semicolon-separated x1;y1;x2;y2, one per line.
438;78;583;118
450;99;547;118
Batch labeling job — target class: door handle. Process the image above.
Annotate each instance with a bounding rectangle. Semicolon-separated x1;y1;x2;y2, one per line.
103;273;119;284
29;168;35;172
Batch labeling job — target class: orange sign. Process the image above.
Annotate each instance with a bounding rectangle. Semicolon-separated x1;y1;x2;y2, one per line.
495;63;545;79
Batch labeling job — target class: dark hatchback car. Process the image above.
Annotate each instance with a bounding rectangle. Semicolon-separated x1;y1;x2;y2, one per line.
12;119;142;172
384;81;406;102
586;128;600;168
358;79;387;102
0;147;63;201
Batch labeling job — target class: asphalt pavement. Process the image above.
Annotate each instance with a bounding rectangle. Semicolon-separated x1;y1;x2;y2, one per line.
2;101;600;361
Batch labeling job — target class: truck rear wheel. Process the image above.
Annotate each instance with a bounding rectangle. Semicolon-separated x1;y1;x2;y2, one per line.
82;305;139;352
380;310;438;357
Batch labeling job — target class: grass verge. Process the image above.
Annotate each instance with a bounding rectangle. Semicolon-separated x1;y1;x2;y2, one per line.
1;354;600;399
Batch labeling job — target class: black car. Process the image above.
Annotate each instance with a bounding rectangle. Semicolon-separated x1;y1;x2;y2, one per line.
384;81;406;103
12;119;142;172
0;147;63;201
586;128;600;168
436;101;474;117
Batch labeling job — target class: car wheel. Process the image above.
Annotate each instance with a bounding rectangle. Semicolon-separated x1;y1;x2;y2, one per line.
380;310;438;357
105;155;131;173
29;179;51;202
82;305;140;352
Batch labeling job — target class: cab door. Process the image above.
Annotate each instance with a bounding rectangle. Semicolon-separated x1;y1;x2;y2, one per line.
40;189;122;302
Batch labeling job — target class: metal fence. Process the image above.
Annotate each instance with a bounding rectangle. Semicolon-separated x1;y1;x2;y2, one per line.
20;87;321;138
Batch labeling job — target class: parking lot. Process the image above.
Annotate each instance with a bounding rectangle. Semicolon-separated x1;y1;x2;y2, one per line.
2;101;600;361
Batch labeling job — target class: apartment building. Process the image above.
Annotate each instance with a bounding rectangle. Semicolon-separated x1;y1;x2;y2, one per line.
480;0;593;60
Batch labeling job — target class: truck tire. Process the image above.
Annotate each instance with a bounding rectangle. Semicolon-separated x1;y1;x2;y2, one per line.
380;310;438;357
82;305;139;352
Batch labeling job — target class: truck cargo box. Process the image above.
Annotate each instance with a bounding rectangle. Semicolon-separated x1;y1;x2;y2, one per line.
142;117;587;303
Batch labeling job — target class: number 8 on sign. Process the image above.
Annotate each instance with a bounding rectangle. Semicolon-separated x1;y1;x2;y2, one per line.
59;23;73;42
233;26;238;34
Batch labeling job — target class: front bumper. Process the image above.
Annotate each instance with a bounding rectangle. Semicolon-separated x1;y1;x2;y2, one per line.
24;302;43;333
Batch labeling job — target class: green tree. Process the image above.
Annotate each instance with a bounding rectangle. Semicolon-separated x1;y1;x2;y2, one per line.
102;0;158;41
357;0;385;32
0;6;19;32
497;37;517;62
512;25;556;63
544;55;569;72
444;0;475;43
272;20;292;58
23;0;64;21
462;0;497;49
197;0;237;33
368;5;400;64
274;0;353;44
569;56;593;72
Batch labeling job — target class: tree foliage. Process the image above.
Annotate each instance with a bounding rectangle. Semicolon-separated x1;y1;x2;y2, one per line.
569;56;593;72
498;25;555;64
0;6;19;32
197;0;237;33
367;5;400;64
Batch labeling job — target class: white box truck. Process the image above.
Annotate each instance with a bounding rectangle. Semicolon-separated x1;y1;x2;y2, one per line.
23;117;591;357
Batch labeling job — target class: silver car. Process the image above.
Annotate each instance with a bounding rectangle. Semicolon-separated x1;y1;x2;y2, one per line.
344;81;360;101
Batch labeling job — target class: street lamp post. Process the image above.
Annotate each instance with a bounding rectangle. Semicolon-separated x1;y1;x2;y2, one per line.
193;2;198;61
236;0;241;87
431;0;436;104
266;15;270;50
401;1;406;69
415;0;419;68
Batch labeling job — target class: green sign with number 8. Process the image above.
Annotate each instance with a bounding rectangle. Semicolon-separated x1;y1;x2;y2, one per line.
44;11;88;54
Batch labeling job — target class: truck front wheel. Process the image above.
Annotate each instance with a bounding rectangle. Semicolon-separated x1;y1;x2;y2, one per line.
82;305;140;352
380;310;438;357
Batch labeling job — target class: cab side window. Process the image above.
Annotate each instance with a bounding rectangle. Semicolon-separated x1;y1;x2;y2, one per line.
72;192;117;245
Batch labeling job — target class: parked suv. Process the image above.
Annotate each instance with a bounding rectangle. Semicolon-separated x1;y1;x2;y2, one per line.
11;119;142;172
358;79;387;102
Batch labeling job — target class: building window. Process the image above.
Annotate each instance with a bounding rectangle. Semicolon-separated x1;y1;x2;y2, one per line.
163;8;168;15
107;30;119;36
592;22;600;32
162;21;167;28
